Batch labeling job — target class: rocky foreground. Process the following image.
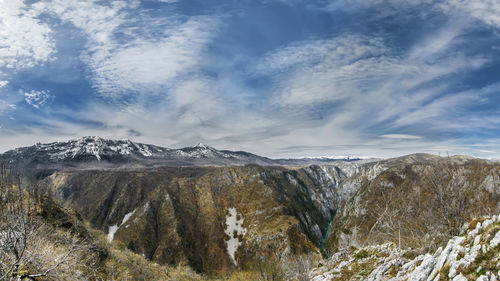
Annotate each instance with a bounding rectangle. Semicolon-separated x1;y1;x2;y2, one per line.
311;215;500;281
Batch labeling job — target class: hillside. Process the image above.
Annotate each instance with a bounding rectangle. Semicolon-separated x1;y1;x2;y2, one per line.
324;154;500;254
40;165;346;274
3;164;500;280
0;170;208;281
311;215;500;281
0;170;309;281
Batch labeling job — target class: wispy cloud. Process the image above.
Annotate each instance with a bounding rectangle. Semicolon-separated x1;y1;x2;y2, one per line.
22;90;54;109
381;134;423;140
327;0;500;30
32;0;221;103
441;0;500;28
0;0;225;148
169;78;229;126
33;0;134;48
91;16;221;99
0;0;54;73
246;14;495;157
256;35;394;106
0;100;13;113
259;23;485;120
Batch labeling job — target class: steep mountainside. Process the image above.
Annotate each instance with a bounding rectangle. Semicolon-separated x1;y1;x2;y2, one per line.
0;171;218;281
37;153;500;276
41;164;348;274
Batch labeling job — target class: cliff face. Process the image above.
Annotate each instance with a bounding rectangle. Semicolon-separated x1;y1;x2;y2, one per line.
42;165;347;273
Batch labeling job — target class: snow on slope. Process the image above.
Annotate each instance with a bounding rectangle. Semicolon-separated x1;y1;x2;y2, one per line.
3;136;165;163
107;208;137;242
107;225;119;242
224;207;247;266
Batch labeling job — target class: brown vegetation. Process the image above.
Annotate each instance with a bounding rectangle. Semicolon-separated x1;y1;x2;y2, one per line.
326;156;500;254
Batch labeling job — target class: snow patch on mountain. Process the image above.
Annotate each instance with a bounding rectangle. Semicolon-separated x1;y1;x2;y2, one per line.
225;207;247;266
0;136;372;167
180;143;237;159
107;225;119;242
3;136;164;163
121;209;136;226
107;208;137;242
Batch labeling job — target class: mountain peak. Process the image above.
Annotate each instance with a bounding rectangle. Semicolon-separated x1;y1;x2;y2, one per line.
0;136;164;164
82;135;103;140
193;143;211;149
76;136;104;143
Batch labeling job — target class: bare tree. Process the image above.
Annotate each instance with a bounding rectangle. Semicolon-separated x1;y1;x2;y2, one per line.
0;167;31;280
0;166;95;280
425;158;469;237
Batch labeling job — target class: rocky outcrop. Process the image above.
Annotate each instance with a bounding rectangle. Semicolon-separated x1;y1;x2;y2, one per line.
311;215;500;281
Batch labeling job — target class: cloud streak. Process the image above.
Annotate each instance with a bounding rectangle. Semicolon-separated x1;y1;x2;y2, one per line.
381;134;423;140
91;16;221;99
255;22;487;136
442;0;500;28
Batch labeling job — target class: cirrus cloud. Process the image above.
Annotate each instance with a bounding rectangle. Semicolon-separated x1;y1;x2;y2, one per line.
90;16;221;98
0;0;55;70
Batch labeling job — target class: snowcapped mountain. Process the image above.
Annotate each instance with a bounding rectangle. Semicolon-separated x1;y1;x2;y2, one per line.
0;136;372;170
176;143;238;159
0;136;276;169
0;136;166;164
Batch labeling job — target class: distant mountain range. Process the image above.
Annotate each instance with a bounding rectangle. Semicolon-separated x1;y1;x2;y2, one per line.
0;136;374;169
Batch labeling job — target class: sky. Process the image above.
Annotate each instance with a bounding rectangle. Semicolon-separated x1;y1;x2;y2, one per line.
0;0;499;158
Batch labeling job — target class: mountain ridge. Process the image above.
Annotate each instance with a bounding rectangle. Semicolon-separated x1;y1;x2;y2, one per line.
0;136;377;169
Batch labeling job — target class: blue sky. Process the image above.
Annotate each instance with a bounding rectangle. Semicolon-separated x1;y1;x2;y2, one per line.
0;0;499;158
